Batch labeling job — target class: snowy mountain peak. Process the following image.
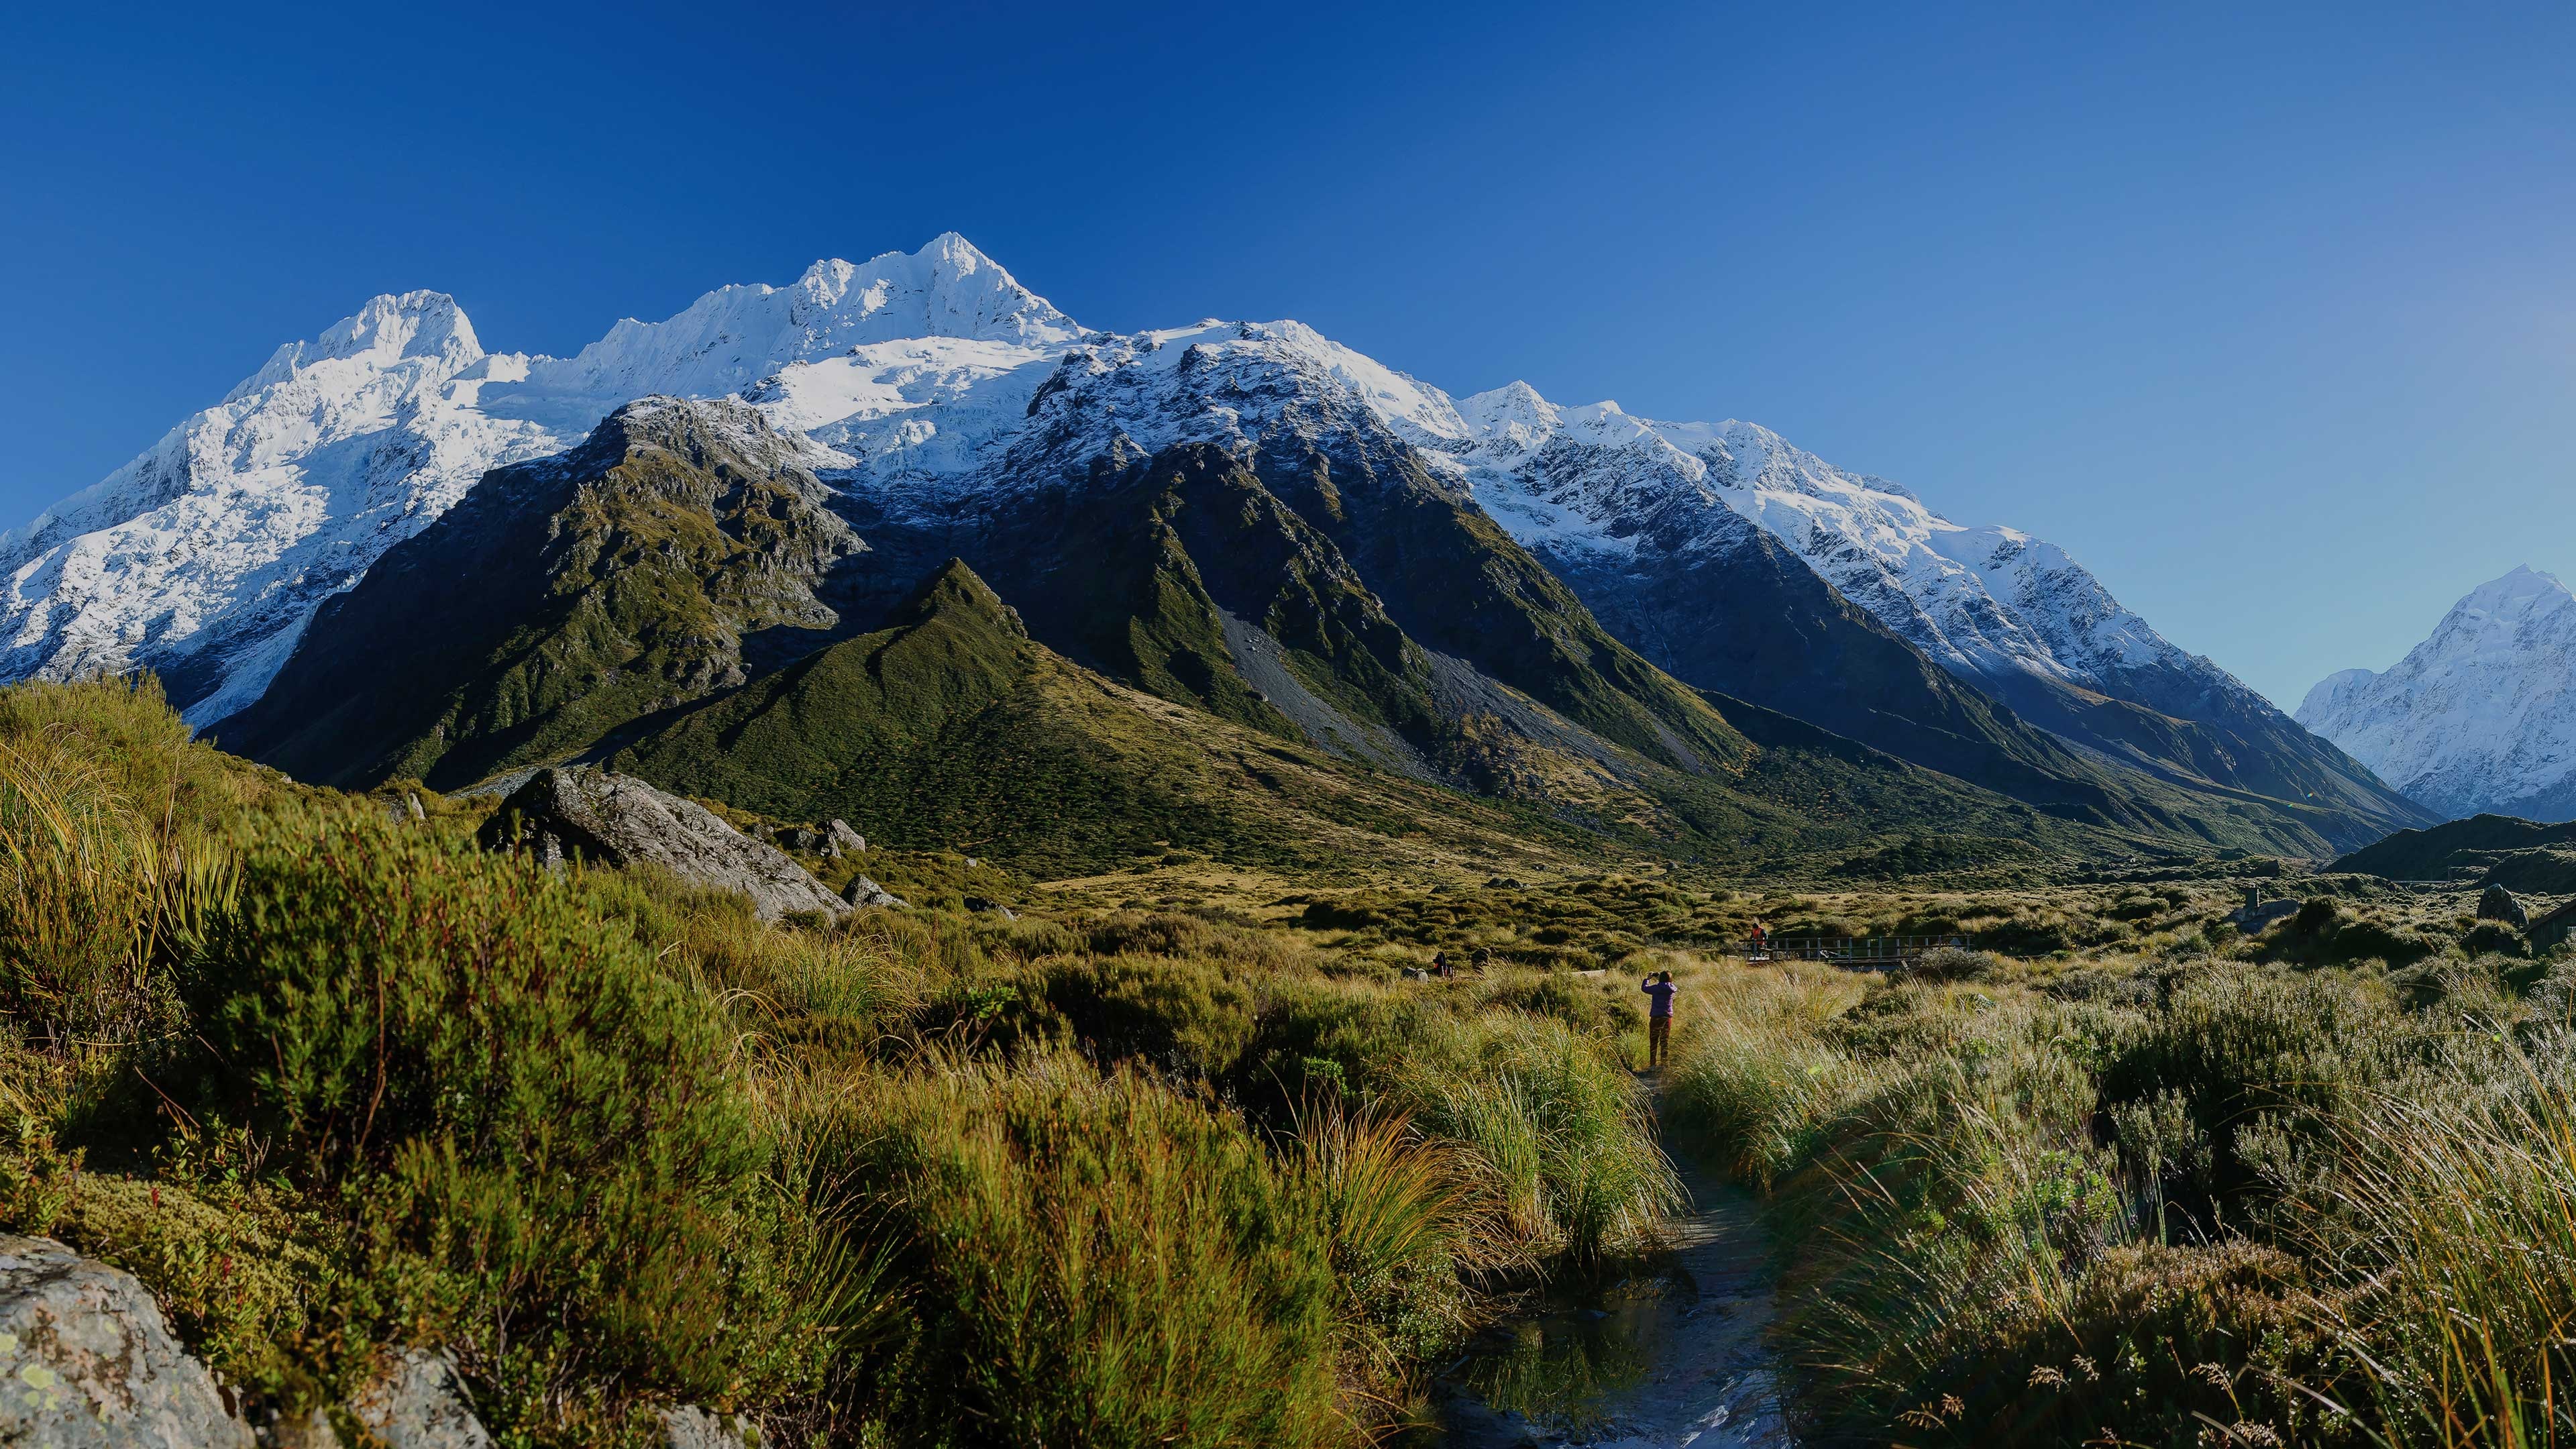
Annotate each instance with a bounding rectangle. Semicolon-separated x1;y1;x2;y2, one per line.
1456;382;1561;455
2298;567;2576;820
506;235;1079;418
2458;564;2569;614
223;290;486;403
786;232;1073;345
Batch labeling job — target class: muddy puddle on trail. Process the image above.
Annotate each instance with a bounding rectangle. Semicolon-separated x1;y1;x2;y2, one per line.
1434;1156;1790;1448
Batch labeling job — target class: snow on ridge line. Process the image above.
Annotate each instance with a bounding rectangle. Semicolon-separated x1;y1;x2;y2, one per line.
2;232;2234;750
2296;566;2576;818
0;234;1083;724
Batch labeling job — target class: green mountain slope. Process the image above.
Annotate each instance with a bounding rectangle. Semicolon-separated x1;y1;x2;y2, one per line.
207;400;2265;878
2332;814;2576;882
615;557;2121;875
211;398;861;789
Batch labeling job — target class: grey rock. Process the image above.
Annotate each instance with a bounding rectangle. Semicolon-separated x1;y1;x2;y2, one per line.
661;1404;756;1448
2228;898;2302;934
2479;884;2530;929
827;820;866;855
478;767;847;922
0;1233;255;1448
351;1350;490;1449
267;1407;341;1447
841;875;907;910
962;896;1016;920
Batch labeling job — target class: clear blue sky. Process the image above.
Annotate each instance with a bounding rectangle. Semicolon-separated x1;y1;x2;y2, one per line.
6;2;2572;708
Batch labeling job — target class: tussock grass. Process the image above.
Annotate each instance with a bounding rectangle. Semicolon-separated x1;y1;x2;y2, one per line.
0;676;1687;1445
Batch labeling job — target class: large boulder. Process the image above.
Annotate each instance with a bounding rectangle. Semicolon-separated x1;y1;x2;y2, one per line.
254;1348;494;1449
842;875;907;910
2479;884;2530;930
661;1405;755;1448
352;1350;492;1448
0;1234;254;1447
479;767;847;921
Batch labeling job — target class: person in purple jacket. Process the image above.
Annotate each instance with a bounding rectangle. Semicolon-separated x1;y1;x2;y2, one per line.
1640;969;1679;1069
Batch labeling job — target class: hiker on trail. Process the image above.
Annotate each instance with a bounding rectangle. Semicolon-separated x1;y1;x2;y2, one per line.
1641;969;1678;1069
1432;951;1452;979
1470;947;1492;971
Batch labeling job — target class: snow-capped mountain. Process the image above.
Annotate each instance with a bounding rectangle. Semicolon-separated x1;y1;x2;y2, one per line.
0;233;1071;724
3;233;2418;843
745;311;2410;829
2297;567;2576;821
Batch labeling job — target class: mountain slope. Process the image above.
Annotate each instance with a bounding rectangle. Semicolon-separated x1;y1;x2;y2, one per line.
2298;567;2576;822
210;398;862;789
9;234;2412;852
787;318;2392;854
0;235;1068;724
208;399;2147;874
1411;386;2428;846
2330;812;2576;881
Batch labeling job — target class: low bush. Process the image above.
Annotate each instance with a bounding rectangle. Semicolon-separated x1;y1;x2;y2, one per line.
164;823;825;1439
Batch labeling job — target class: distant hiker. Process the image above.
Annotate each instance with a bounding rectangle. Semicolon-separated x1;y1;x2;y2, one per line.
1641;970;1679;1069
1432;951;1453;979
1470;947;1493;971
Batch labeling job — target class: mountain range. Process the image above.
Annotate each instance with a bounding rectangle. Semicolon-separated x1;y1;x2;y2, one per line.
2299;566;2576;823
1;235;2430;867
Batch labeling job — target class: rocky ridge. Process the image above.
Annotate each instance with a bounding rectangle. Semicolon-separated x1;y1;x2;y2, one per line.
5;235;2421;849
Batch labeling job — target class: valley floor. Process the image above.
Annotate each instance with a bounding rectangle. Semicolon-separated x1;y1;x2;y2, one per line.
7;678;2573;1448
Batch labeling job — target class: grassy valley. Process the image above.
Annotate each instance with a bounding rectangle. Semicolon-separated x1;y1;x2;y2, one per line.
9;674;2576;1446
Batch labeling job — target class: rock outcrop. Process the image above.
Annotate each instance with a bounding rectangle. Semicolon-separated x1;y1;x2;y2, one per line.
479;767;847;920
0;1234;254;1448
661;1405;756;1448
2229;898;2302;934
350;1350;492;1448
2479;885;2530;929
828;820;866;855
842;875;906;910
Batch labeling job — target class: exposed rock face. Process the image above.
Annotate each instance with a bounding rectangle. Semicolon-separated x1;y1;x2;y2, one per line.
2229;898;2302;934
2479;885;2530;929
479;767;847;920
842;875;906;910
661;1405;755;1448
827;820;866;855
350;1350;491;1449
0;1234;254;1448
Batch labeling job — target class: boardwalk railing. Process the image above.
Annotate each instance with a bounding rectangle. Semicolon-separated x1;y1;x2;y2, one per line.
1725;934;1975;969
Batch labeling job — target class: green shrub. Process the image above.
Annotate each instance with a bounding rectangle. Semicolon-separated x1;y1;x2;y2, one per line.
1873;1240;2341;1447
2098;966;2409;1227
0;1118;336;1405
168;823;823;1438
